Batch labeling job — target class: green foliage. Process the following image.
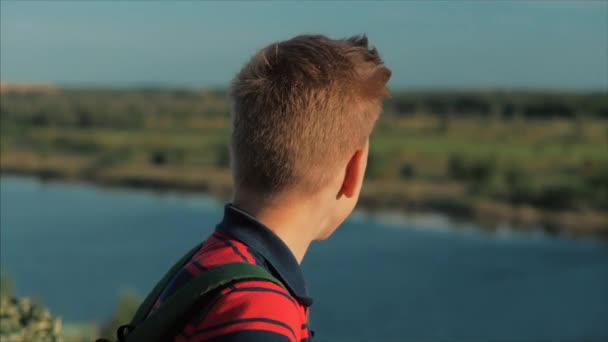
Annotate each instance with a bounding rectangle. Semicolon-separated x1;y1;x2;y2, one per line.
384;91;608;119
0;294;62;342
113;289;141;325
149;150;168;166
99;289;141;340
365;154;380;180
214;144;231;169
1;88;607;231
0;273;14;298
366;153;392;180
399;162;416;180
582;161;608;209
0;273;63;342
532;182;586;211
501;179;584;211
1;89;230;130
447;155;496;185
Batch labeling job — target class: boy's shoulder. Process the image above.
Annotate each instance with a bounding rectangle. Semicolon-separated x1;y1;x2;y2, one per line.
155;232;309;342
177;277;303;342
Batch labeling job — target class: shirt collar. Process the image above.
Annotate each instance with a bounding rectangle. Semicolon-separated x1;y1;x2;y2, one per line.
216;203;313;306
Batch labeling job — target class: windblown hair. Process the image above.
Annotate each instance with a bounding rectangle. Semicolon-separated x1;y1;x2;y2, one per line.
230;34;391;197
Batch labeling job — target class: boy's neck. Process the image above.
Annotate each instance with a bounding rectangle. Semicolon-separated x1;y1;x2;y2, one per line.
233;194;326;264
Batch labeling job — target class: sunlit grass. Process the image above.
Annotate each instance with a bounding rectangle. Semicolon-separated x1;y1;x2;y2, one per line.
1;89;607;237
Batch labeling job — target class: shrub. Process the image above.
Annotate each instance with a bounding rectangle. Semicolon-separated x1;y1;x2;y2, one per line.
533;182;585;211
149;150;168;166
0;275;62;342
447;155;496;184
99;289;142;340
583;162;608;209
399;162;416;180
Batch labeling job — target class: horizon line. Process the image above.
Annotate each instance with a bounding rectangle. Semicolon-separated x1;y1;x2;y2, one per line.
2;80;607;94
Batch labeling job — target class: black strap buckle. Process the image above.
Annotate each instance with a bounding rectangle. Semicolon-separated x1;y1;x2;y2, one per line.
117;324;135;341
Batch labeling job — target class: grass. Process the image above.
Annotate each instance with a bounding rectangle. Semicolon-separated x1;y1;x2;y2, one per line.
1;88;607;238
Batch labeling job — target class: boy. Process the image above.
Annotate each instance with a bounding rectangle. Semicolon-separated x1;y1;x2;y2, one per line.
136;34;390;342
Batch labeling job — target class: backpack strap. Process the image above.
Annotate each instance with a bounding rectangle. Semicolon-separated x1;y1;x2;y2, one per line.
124;262;285;342
130;242;205;326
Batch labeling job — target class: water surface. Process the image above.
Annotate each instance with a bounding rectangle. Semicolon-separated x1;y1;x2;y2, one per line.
1;175;607;341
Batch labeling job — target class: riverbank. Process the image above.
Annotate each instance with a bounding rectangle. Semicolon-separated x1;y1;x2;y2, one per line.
2;88;607;239
2;155;606;240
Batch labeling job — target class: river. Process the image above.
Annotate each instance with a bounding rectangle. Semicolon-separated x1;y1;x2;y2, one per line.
1;175;607;341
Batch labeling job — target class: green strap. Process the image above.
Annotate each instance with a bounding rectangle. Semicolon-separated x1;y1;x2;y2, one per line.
130;242;204;325
125;262;284;342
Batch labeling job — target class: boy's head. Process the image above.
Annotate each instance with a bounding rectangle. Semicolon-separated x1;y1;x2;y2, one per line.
230;34;391;239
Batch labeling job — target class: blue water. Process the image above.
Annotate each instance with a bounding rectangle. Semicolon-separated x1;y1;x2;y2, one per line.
1;175;607;342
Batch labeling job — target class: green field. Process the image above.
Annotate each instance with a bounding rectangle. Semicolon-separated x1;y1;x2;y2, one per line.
1;87;607;238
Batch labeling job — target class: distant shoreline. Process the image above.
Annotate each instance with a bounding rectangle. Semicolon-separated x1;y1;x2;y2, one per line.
2;168;606;241
2;88;606;240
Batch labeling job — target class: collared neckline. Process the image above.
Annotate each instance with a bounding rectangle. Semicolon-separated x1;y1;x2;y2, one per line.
216;203;313;306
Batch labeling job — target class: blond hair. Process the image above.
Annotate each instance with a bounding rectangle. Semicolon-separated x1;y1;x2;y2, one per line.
230;34;391;197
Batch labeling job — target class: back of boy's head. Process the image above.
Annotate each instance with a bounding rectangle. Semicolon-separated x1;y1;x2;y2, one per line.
230;34;391;199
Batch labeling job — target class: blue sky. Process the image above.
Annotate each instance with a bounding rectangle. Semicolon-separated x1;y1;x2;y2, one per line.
1;1;606;90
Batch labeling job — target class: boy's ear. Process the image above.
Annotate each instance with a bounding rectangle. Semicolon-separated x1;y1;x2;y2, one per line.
339;143;368;198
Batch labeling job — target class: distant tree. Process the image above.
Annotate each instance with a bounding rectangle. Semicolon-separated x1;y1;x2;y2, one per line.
447;155;496;188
